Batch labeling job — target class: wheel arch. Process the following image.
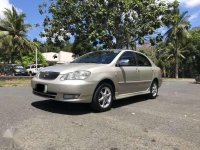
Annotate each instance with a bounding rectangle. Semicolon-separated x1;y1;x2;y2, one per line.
94;78;116;98
152;78;159;85
91;78;116;112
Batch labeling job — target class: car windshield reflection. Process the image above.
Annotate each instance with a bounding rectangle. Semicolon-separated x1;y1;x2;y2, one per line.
14;65;24;69
71;51;120;64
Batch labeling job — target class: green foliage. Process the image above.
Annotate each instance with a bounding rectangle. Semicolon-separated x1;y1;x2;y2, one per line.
0;35;13;63
161;3;190;78
0;6;36;63
17;51;48;67
0;6;31;37
155;25;200;78
137;44;157;64
33;38;72;53
180;27;200;76
71;35;95;57
39;0;174;50
41;40;72;53
0;6;51;66
156;42;175;77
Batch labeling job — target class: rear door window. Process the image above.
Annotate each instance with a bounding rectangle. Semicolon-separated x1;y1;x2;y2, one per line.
136;53;151;67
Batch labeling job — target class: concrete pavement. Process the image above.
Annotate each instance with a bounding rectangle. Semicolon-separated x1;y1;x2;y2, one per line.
0;80;199;150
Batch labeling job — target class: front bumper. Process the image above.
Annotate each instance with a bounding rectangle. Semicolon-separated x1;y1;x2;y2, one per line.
31;77;97;103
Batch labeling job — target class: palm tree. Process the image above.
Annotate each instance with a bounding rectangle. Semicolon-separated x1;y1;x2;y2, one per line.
0;35;13;63
157;41;188;78
0;6;36;63
165;8;190;79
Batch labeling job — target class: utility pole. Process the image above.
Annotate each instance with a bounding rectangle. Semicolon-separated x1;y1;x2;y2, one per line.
36;47;38;71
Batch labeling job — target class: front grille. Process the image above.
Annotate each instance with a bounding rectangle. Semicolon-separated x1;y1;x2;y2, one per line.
39;71;60;80
33;90;57;98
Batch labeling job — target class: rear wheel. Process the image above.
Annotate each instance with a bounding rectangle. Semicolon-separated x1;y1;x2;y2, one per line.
91;83;114;112
149;81;158;99
29;72;33;76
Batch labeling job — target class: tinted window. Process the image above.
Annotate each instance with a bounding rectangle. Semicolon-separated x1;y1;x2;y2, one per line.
14;65;23;69
31;65;36;68
136;53;151;66
118;51;136;66
5;65;12;70
72;51;120;64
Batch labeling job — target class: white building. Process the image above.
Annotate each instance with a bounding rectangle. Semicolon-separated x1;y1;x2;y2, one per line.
42;51;74;64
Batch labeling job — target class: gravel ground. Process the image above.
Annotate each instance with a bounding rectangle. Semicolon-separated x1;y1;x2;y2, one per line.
0;80;200;150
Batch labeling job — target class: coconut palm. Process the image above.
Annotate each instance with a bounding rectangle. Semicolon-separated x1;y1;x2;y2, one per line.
0;6;36;63
165;8;190;78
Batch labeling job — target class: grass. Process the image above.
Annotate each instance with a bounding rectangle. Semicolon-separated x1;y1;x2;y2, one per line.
0;77;31;87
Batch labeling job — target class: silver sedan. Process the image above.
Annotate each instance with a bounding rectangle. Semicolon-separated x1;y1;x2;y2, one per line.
32;50;162;112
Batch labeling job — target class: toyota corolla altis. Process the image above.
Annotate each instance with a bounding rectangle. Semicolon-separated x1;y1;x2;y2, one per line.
32;50;162;112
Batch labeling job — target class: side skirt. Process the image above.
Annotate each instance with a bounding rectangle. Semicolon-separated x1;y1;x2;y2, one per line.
115;89;150;100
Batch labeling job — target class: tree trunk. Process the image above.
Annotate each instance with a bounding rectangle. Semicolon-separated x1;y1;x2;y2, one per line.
175;49;179;79
163;66;166;78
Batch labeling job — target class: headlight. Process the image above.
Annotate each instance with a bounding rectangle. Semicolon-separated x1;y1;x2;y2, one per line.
60;71;91;80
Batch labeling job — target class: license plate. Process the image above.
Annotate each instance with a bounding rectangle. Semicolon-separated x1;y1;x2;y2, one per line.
36;84;47;93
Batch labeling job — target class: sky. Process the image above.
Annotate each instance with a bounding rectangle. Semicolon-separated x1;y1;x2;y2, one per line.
0;0;200;42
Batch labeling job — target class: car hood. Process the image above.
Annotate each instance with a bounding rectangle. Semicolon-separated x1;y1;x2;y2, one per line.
40;63;108;74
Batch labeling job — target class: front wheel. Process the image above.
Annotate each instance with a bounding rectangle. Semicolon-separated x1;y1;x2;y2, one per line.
91;83;114;112
149;81;158;99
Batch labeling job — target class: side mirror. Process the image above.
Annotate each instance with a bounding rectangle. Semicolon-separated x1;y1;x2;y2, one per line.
116;59;129;67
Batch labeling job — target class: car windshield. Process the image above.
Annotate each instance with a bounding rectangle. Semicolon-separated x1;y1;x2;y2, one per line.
72;50;120;64
14;65;23;69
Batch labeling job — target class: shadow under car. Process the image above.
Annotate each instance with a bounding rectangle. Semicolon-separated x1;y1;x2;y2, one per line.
31;94;154;115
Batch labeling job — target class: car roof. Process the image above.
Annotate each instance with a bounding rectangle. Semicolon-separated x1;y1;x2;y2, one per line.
104;49;137;52
106;49;151;55
92;49;148;56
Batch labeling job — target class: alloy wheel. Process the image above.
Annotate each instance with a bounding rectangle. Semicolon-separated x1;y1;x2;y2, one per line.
98;87;112;108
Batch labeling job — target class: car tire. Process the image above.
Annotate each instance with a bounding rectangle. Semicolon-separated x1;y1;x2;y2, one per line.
91;83;114;112
149;81;158;99
29;72;33;76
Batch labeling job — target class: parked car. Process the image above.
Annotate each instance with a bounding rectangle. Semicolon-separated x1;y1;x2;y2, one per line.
26;64;43;76
195;74;200;83
0;65;4;76
2;64;28;76
32;50;162;112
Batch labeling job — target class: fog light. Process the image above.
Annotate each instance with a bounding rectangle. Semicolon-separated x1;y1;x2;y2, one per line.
63;94;80;99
